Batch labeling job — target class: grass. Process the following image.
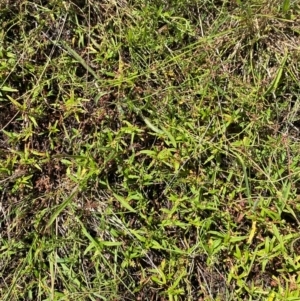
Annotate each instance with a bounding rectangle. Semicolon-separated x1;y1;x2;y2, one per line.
0;0;300;300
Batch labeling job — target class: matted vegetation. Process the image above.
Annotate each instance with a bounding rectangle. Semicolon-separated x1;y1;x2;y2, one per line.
1;0;300;300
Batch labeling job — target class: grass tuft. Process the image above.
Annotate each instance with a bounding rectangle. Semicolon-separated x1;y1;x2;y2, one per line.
1;0;300;300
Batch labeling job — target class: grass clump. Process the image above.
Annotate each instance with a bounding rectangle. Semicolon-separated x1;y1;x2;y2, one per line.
1;0;300;300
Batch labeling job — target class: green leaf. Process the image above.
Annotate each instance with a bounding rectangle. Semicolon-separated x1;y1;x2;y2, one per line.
0;86;18;92
161;126;177;147
130;229;147;242
101;241;123;247
46;185;79;229
7;95;23;110
282;0;290;13
113;193;136;212
143;117;164;134
264;51;288;96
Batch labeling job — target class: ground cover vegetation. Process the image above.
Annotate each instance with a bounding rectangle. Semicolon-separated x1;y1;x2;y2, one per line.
0;0;300;300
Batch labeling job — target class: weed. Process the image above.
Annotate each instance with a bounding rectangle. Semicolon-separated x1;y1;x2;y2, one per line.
0;0;300;300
